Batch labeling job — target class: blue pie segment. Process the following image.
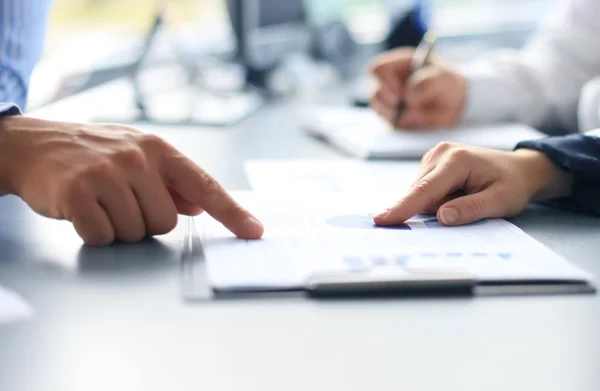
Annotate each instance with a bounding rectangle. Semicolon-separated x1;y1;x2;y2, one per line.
371;256;388;266
423;218;444;228
344;256;366;272
326;215;411;230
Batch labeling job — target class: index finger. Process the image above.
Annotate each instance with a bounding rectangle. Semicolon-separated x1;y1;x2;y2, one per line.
165;155;264;239
373;163;467;225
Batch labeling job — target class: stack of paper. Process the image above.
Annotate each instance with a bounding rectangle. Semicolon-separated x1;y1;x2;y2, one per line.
300;106;546;159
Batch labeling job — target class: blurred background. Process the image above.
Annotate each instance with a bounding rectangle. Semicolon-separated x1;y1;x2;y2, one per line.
29;0;557;123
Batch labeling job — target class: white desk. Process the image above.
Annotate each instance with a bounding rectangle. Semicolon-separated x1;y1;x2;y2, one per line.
1;81;600;391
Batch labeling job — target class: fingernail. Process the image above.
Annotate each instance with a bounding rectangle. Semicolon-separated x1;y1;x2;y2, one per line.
439;208;458;225
243;216;264;238
373;209;390;220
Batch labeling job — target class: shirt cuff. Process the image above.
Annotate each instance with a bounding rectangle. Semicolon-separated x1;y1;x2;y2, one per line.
458;62;515;126
578;76;600;133
0;102;22;116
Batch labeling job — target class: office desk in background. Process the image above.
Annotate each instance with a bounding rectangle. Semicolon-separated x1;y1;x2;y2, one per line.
1;81;600;391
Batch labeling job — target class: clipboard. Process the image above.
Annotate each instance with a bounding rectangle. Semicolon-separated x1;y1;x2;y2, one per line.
181;214;596;301
304;270;595;298
181;188;598;302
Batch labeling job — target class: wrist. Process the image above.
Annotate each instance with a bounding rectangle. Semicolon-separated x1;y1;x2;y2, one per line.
0;115;20;195
513;148;573;201
0;115;58;196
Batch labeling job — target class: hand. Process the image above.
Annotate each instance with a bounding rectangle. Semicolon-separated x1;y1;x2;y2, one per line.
373;142;573;226
369;48;468;129
0;116;264;246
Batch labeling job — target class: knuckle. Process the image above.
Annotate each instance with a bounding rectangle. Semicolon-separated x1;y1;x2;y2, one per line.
87;228;114;247
202;172;223;195
103;123;139;133
196;171;229;209
118;228;146;244
369;58;393;75
370;50;412;74
140;133;170;152
87;159;116;180
432;141;457;155
149;213;178;236
111;147;148;172
445;147;472;163
61;176;91;204
412;177;435;199
421;148;435;164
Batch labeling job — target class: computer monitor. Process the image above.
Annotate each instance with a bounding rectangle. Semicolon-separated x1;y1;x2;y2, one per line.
227;0;309;77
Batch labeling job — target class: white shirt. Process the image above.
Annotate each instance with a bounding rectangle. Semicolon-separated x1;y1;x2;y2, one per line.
461;0;600;133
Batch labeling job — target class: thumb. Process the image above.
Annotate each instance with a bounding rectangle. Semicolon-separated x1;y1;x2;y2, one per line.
437;188;511;226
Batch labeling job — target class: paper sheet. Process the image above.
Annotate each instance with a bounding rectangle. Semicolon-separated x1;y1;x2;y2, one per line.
198;193;593;291
300;106;545;159
0;286;33;324
246;159;420;204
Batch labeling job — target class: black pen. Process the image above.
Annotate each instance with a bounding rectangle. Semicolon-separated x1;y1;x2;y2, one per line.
392;31;438;129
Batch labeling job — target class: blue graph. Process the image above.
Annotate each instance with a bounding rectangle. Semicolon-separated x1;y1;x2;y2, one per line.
423;218;488;228
423;218;444;228
343;252;513;272
326;215;411;230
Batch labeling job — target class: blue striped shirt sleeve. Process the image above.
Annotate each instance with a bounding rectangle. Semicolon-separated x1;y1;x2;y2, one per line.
0;101;20;115
0;0;52;113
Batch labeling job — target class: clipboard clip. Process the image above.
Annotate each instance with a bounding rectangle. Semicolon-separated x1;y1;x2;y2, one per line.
304;269;476;298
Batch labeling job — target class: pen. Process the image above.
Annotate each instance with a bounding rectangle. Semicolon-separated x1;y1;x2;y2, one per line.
392;31;438;129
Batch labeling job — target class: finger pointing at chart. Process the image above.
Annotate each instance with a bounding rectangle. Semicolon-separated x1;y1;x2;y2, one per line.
373;143;573;227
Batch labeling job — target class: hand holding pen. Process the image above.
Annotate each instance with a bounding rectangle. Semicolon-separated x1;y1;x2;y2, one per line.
369;31;469;130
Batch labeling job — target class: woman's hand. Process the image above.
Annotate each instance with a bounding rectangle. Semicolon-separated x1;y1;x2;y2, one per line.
374;142;573;226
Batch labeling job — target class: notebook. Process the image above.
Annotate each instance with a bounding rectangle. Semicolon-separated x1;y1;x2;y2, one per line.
300;106;546;159
192;192;595;297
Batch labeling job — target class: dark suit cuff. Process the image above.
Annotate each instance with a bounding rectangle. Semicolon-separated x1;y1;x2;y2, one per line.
516;135;600;216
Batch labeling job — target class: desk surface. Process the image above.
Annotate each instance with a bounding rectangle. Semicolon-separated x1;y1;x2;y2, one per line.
2;84;600;391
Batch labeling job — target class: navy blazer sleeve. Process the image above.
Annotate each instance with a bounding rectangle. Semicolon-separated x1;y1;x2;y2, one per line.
516;132;600;215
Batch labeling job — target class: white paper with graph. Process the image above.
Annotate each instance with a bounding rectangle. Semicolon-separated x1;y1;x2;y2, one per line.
197;193;594;292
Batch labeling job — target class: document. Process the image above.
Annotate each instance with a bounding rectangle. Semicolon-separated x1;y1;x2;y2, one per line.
197;193;594;293
300;106;545;159
0;285;33;324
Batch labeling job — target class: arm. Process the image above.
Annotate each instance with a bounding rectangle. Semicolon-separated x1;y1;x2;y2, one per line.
0;0;53;110
461;0;600;132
